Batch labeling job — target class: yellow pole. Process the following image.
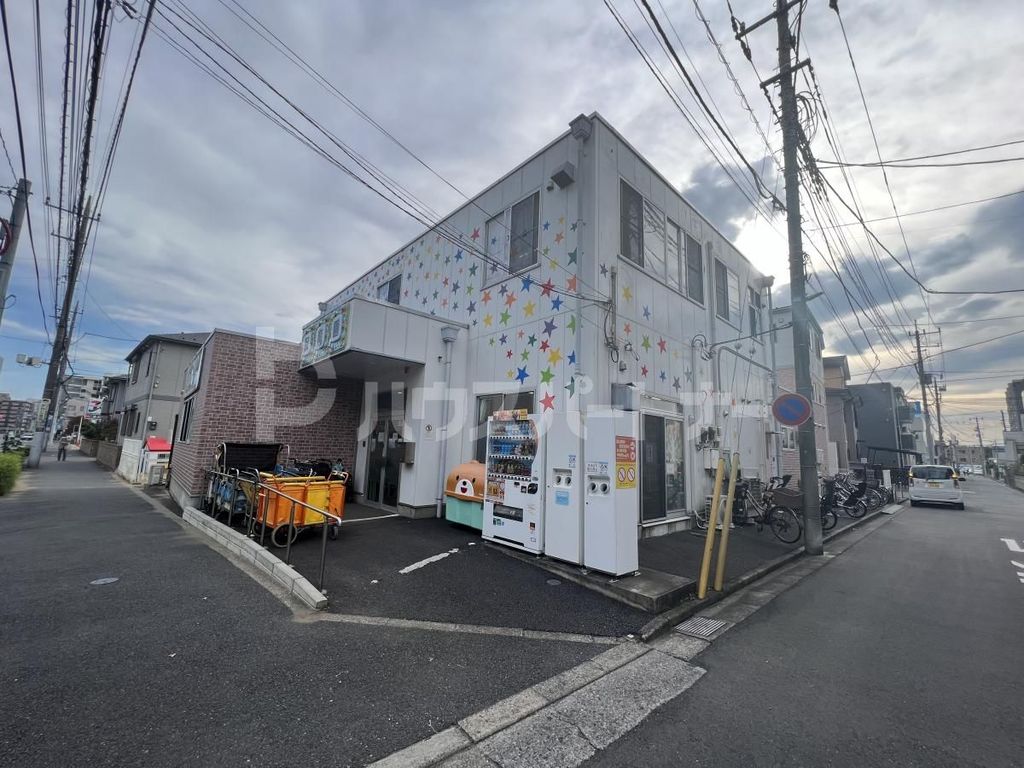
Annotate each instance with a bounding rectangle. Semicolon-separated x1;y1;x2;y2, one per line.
714;452;740;591
697;455;726;599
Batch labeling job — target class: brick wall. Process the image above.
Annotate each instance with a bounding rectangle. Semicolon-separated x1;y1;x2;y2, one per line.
171;330;362;502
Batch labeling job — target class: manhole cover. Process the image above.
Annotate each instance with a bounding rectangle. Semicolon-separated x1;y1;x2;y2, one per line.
89;577;119;586
674;616;728;639
546;578;562;586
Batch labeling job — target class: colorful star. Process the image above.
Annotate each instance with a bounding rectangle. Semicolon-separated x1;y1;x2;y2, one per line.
520;348;530;362
543;221;550;231
657;337;667;354
523;300;536;317
543;318;558;336
660;370;667;381
673;377;681;390
442;277;449;287
504;292;517;307
567;248;577;265
548;347;563;365
499;283;509;296
624;322;632;335
507;369;515;380
499;333;508;345
567;315;576;333
471;228;480;240
468;263;478;276
527;333;538;347
600;263;608;277
540;279;555;297
641;335;651;351
506;349;514;359
521;275;534;292
622;285;632;301
568;350;576;365
641;364;649;377
517;329;525;339
571;221;578;231
540;367;555;384
643;305;651;320
500;309;511;325
540;339;551;352
551;296;563;311
566;275;577;293
540;391;556;411
483;314;493;327
516;366;529;384
565;376;576;397
554;231;565;245
455;249;464;261
452;281;459;292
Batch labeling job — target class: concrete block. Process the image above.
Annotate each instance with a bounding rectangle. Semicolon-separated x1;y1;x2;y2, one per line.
532;661;606;703
367;727;471;768
649;634;709;662
291;577;328;610
437;746;496;767
478;708;594;768
459;688;548;742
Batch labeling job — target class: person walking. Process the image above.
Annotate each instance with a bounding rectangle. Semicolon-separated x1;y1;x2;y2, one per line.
57;435;68;462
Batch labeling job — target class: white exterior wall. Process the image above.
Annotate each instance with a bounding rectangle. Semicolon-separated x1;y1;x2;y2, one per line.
317;113;775;517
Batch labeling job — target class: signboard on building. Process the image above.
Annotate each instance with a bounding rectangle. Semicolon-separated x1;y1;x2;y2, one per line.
615;435;637;489
300;305;349;368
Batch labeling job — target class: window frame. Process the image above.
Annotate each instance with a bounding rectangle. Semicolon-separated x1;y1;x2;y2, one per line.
781;425;797;450
684;233;704;305
714;259;730;321
179;396;196;443
482;191;541;287
508;191;540;275
666;219;683;293
748;286;763;342
377;274;402;305
619;179;644;268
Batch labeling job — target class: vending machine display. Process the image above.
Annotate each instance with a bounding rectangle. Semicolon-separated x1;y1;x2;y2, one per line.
483;411;545;553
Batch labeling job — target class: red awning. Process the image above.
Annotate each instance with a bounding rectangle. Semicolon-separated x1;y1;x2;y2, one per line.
145;437;173;452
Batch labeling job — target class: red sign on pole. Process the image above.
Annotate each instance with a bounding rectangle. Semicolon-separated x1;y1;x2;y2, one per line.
772;392;813;427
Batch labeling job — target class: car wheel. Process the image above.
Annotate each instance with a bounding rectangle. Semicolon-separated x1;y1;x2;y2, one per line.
956;503;965;510
910;500;919;507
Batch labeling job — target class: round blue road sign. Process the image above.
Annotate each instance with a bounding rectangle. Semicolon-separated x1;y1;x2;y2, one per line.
772;392;813;427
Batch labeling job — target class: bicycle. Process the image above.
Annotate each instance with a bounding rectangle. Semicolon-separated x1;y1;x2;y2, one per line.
696;475;803;545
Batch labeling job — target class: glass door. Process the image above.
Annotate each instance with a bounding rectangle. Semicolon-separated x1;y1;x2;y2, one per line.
365;391;401;509
641;413;687;521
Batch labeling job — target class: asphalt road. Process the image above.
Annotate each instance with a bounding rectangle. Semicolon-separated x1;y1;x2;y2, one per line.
0;454;604;767
586;475;1024;767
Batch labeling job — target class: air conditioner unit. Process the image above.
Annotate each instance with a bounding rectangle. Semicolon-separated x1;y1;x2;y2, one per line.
704;494;730;523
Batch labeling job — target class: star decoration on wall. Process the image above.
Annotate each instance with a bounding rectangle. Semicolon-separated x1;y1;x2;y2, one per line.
565;376;576;397
540;279;555;297
468;263;478;276
600;263;608;277
657;337;667;354
540;391;556;411
482;290;492;304
520;349;530;362
471;228;480;241
567;350;576;365
567;248;577;264
624;322;632;335
523;301;536;317
467;301;477;314
506;349;513;359
551;296;563;311
641;364;649;377
567;316;576;333
643;305;651;320
622;285;632;301
516;366;529;383
548;348;563;365
499;333;508;345
504;292;517;307
566;275;577;293
527;333;538;347
521;275;534;292
659;370;667;381
543;318;557;336
483;314;493;327
641;335;651;351
540;367;555;384
499;284;509;296
540;339;551;352
499;309;511;325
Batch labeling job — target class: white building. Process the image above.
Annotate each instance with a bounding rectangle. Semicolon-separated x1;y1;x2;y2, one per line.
300;113;778;537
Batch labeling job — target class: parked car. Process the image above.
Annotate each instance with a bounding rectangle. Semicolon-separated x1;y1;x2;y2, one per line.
971;464;983;475
909;465;964;509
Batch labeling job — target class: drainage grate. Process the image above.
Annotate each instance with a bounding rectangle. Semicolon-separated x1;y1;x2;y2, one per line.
674;615;728;639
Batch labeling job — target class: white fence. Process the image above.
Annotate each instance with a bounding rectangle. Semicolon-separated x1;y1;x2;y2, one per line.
117;438;143;484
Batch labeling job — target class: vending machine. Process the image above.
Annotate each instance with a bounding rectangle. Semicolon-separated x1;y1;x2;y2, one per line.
483;411;546;553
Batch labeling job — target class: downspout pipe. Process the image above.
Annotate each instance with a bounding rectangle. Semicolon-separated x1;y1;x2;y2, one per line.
761;276;781;476
435;326;460;518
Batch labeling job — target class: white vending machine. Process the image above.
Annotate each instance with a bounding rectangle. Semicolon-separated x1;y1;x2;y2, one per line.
543;412;584;565
582;409;640;576
483;411;546;553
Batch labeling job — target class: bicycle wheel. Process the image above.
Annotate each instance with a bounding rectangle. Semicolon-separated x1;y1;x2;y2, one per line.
693;507;709;530
846;499;867;519
821;508;838;531
769;506;803;544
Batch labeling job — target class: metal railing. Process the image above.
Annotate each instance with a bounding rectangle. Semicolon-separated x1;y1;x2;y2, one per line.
202;469;343;593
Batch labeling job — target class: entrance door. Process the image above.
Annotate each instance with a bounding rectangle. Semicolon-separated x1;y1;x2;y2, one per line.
365;392;402;508
641;413;687;522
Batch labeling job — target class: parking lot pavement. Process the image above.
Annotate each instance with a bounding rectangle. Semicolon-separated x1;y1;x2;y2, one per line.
0;456;605;767
284;515;651;637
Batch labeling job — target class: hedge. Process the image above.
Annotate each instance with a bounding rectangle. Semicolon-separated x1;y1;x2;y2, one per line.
0;452;23;495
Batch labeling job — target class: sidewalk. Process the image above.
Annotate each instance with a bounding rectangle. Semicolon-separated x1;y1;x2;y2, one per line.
0;451;608;767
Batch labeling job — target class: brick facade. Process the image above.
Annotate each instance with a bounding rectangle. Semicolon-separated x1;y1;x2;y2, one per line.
170;330;362;507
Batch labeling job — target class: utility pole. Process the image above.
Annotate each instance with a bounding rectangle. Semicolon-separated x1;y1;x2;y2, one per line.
735;0;821;553
774;1;822;554
912;322;935;463
975;416;984;453
0;178;31;332
1001;411;1007;432
932;376;944;464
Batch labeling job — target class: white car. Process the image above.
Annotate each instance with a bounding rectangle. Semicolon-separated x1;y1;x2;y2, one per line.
971;464;983;475
909;465;964;509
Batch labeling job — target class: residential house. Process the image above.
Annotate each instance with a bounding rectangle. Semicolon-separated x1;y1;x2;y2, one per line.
823;355;857;473
119;333;208;445
299;112;777;534
846;382;918;468
771;305;828;481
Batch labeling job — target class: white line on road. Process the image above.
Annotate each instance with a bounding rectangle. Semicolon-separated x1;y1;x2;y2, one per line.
399;548;460;574
340;513;401;524
1001;538;1024;553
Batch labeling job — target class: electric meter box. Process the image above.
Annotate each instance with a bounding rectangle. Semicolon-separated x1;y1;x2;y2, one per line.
582;409;640;576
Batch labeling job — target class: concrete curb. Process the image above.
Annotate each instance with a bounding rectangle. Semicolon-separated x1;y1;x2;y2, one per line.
182;506;327;610
638;499;905;641
368;639;705;768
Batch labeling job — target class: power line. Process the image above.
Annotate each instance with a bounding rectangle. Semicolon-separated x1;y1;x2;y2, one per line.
805;188;1024;231
1;0;52;343
820;155;1024;170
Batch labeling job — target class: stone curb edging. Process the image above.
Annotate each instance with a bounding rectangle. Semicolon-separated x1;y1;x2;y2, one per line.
182;506;327;610
638;499;905;641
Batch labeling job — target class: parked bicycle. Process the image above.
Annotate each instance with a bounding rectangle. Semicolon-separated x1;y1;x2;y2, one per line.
823;476;867;519
696;474;803;545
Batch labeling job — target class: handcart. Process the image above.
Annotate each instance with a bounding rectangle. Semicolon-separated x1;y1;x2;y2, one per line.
248;472;348;548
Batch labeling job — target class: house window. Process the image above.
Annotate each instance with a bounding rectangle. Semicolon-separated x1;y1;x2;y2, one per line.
179;397;195;442
509;191;540;274
145;349;153;377
377;274;401;305
685;233;703;304
714;259;729;320
748;287;762;340
474;390;535;462
643;199;666;279
781;426;797;450
728;271;741;321
666;220;682;292
130;359;139;384
620;180;643;267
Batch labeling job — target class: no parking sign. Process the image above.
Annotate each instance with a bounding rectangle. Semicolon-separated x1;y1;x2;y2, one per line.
615;435;636;489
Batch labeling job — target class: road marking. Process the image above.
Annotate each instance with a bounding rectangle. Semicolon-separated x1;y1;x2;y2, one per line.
399;548;460;574
1001;538;1024;553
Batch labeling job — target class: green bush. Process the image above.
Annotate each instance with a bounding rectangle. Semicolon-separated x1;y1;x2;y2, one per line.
0;452;23;495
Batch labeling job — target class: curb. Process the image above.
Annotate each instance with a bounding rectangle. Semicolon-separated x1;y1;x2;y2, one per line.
182;506;327;610
638;500;905;641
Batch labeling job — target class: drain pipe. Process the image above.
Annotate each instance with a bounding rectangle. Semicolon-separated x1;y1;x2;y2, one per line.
435;326;460;518
759;275;781;476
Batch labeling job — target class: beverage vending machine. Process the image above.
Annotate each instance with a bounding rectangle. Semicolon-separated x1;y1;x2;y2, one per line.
483;410;546;553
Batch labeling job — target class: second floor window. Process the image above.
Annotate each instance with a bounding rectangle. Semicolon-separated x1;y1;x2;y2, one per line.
685;234;704;304
620;180;643;267
508;192;540;274
748;287;762;340
377;275;401;305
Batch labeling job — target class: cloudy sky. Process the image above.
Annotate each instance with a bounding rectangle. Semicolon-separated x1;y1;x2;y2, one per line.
1;0;1022;444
